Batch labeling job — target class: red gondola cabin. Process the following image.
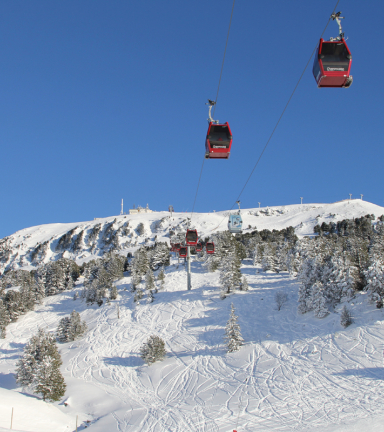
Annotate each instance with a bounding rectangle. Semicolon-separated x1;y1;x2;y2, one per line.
196;242;203;252
205;122;233;159
312;38;352;88
186;229;198;246
206;242;215;254
174;243;181;252
179;246;187;258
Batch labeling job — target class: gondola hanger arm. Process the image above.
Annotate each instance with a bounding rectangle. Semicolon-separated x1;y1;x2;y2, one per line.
206;100;219;124
330;11;344;40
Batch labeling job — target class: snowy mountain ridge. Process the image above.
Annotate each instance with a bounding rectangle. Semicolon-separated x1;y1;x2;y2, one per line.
1;200;383;273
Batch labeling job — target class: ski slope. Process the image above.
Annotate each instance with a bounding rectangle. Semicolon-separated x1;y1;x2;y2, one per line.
1;258;384;431
1;200;384;431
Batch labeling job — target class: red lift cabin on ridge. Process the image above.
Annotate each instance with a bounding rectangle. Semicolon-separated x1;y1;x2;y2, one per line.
206;242;215;254
186;229;198;246
179;246;187;258
313;12;353;88
205;100;233;159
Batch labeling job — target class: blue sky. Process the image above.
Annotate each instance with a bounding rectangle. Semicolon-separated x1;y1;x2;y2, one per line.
1;0;383;238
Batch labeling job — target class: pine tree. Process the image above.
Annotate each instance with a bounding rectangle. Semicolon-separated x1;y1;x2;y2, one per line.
140;335;166;365
364;259;384;306
311;282;328;318
240;275;249;291
157;267;165;290
340;305;353;328
145;269;155;292
67;311;87;341
261;242;279;272
147;290;154;303
56;317;71;342
224;303;243;353
0;299;10;338
109;285;118;300
219;253;242;294
15;329;66;401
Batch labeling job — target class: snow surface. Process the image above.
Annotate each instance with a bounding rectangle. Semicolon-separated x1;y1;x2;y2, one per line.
1;201;384;431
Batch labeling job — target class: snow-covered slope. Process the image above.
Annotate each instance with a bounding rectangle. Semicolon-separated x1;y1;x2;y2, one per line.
1;199;383;273
1;259;384;431
1;200;384;432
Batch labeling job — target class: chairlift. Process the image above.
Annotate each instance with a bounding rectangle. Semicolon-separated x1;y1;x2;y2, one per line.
206;242;215;254
179;246;187;258
204;100;233;159
186;229;198;246
312;12;353;88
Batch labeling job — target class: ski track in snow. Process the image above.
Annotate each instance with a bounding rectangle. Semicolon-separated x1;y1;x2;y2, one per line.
2;256;384;431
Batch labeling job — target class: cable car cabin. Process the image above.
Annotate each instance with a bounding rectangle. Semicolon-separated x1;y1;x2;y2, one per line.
186;229;198;246
228;214;243;234
179;247;187;258
312;38;352;88
174;243;181;251
205;122;233;159
206;242;215;254
196;242;203;252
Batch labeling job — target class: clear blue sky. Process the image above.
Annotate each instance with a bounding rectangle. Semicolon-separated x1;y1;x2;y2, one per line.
1;0;383;239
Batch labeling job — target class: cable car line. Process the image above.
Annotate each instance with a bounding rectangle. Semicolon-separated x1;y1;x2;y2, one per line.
213;0;236;118
188;0;236;227
208;0;342;234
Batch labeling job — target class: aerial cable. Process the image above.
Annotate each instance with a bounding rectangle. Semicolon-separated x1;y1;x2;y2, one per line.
209;0;341;233
213;0;236;118
188;0;236;227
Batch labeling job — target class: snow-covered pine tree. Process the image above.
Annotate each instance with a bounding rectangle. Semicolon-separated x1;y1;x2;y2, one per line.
140;335;166;365
157;267;165;290
0;299;10;338
340;305;353;327
67;311;87;341
323;253;356;304
252;244;260;267
147;289;154;303
131;247;150;281
224;303;243;353
56;317;71;342
3;290;22;322
136;222;145;236
240;275;249;291
15;328;66;401
109;285;118;300
364;259;384;306
145;268;155;292
57;311;87;343
261;242;277;272
297;257;321;314
149;242;170;270
311;281;328;318
44;262;66;297
219;252;242;294
102;252;125;280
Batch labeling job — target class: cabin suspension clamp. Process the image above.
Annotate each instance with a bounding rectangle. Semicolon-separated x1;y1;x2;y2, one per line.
330;11;345;41
206;99;219;124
